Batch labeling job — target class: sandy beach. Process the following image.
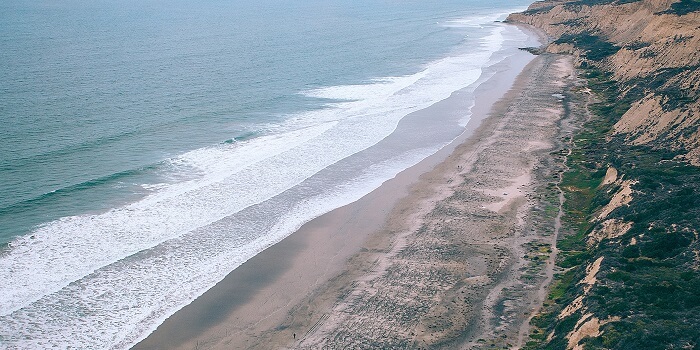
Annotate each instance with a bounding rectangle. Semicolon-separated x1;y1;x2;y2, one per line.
133;26;577;350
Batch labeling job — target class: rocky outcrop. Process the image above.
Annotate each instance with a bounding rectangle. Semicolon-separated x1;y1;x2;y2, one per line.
508;0;700;164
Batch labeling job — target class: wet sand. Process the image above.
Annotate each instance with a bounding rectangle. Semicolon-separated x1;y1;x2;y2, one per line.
134;26;576;350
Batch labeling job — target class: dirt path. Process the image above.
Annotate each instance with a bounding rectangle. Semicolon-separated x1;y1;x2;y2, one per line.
514;69;577;349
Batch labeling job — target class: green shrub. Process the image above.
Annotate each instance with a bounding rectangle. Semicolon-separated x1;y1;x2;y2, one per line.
664;0;700;15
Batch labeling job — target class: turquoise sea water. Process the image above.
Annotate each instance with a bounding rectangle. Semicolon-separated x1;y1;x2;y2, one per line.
0;0;533;348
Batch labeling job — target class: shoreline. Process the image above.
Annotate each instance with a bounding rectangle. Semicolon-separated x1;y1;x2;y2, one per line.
133;25;567;350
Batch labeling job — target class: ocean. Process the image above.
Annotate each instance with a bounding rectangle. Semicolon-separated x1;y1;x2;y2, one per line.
0;0;534;348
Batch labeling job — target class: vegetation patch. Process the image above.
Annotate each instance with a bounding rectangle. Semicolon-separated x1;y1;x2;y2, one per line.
555;33;620;61
663;0;700;15
553;18;589;27
522;5;556;15
624;65;700;111
524;61;700;349
562;0;641;11
624;41;650;50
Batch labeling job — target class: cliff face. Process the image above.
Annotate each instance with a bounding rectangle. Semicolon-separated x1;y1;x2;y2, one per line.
507;3;700;350
508;0;700;164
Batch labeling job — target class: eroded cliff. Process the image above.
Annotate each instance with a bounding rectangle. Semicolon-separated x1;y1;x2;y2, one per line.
508;0;700;164
506;2;700;349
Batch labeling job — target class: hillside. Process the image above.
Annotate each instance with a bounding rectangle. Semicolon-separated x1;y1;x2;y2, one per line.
507;1;700;349
509;0;700;164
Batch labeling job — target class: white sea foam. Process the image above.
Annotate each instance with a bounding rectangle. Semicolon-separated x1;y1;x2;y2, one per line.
0;122;337;317
0;19;533;349
0;147;438;349
441;8;525;28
